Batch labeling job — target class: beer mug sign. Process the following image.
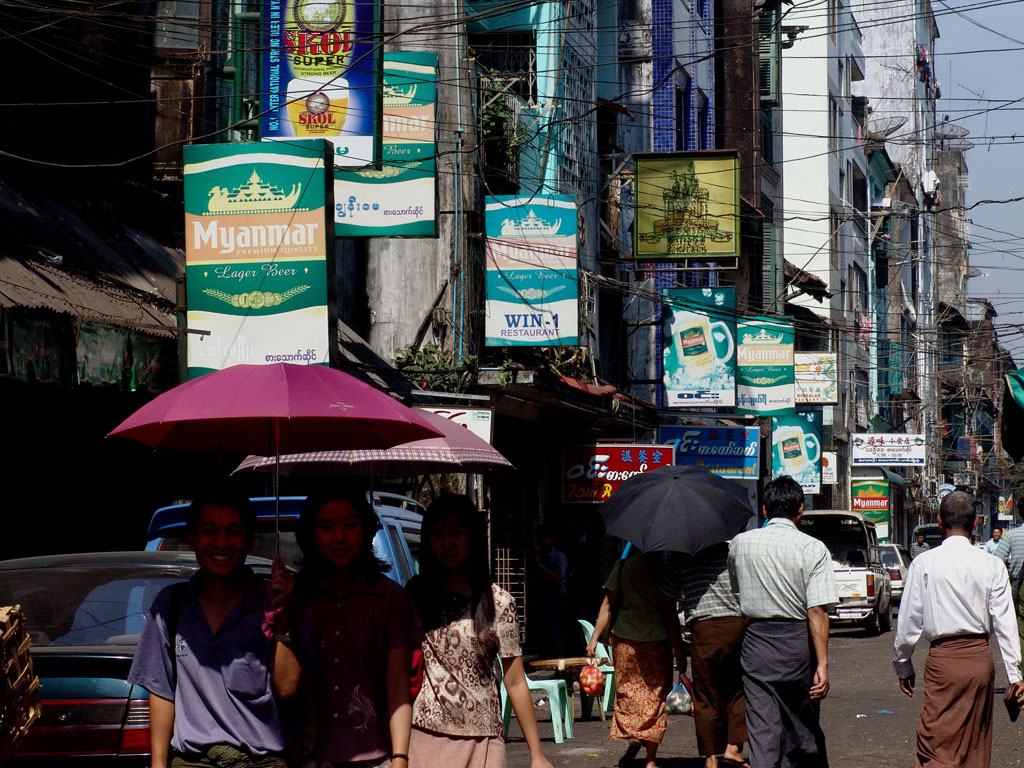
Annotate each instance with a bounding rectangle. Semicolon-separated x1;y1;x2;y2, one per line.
671;314;734;376
286;77;349;137
776;425;820;472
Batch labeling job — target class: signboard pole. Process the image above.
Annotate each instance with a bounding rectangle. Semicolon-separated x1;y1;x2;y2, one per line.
758;417;771;524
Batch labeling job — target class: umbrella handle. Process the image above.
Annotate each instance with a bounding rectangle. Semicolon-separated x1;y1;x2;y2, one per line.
275;419;281;558
621;541;632;559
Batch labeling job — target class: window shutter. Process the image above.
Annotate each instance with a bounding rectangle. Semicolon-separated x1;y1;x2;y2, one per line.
759;10;780;105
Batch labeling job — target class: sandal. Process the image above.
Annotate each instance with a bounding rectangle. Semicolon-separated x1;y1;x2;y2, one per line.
717;757;750;768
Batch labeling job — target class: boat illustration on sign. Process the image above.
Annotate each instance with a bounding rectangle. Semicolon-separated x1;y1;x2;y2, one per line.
500;210;561;238
495;284;569;301
382;83;418;106
639;162;733;254
742;327;784;345
207;170;304;215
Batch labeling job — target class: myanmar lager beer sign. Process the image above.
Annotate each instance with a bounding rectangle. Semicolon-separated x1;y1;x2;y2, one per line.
735;316;795;416
262;0;379;166
851;478;891;541
183;141;334;379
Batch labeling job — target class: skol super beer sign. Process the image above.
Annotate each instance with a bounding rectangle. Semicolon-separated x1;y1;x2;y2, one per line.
262;0;379;167
182;141;334;379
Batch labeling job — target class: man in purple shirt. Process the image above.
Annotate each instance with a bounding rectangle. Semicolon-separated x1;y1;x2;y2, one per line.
128;493;299;768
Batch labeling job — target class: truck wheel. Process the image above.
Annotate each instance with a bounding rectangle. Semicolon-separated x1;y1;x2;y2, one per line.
879;601;893;633
863;606;881;636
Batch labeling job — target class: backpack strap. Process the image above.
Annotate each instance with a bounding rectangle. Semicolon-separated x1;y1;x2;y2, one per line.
164;582;188;691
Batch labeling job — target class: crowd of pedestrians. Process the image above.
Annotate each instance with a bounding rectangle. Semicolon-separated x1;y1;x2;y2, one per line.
127;479;1024;768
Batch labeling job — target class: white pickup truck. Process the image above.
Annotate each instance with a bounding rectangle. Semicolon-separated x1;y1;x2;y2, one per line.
798;510;894;635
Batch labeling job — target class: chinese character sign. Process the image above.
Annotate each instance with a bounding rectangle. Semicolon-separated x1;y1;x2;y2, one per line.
772;412;822;495
262;0;379;167
182;141;333;379
563;444;675;504
735;316;795;415
485;196;579;347
662;288;736;407
851;433;926;466
659;425;759;478
795;353;838;405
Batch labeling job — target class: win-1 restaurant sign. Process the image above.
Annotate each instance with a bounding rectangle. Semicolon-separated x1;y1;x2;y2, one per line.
563;444;675;503
485;195;579;347
183;140;333;379
659;425;759;479
851;433;926;466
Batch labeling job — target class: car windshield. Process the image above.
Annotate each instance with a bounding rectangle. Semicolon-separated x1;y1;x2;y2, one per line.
0;564;196;649
798;516;869;566
880;547;902;568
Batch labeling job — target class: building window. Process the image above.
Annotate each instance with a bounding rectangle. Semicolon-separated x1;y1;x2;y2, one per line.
829;98;840;153
697;90;709;149
852;263;868;311
829;0;841;39
839;166;846;204
675;77;692;151
830;209;841;268
761;107;775;168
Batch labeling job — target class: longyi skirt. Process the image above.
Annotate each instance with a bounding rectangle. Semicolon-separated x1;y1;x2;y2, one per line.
409;726;506;768
609;635;672;744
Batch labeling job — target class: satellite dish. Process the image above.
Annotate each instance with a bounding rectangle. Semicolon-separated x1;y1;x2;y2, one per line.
867;115;908;139
944;139;975;152
935;123;969;140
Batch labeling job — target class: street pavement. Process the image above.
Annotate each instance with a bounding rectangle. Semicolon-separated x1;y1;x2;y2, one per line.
507;618;1024;767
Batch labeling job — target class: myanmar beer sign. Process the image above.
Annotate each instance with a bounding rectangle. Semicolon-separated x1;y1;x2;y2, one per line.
484;195;579;347
735;316;795;416
183;141;334;379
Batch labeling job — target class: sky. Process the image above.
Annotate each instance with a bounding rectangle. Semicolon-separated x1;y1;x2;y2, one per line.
935;1;1024;360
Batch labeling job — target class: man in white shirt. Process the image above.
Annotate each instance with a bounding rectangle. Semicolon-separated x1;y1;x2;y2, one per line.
984;527;1003;555
893;491;1024;768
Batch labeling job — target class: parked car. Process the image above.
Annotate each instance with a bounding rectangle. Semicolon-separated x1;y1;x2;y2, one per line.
145;492;423;584
0;551;273;766
880;543;911;607
799;510;893;634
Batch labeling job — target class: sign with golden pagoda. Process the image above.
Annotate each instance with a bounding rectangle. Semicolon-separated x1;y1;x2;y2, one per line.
183;140;334;379
633;151;740;260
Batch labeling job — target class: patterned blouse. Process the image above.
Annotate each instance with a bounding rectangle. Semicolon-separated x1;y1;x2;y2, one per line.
412;584;522;738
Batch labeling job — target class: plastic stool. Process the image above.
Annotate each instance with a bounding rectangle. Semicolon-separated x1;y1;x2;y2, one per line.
499;666;574;743
577;619;615;717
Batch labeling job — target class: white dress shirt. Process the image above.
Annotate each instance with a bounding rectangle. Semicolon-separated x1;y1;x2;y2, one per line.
893;535;1022;683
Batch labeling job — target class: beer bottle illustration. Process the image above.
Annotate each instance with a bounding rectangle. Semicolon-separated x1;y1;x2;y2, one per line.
284;0;352;136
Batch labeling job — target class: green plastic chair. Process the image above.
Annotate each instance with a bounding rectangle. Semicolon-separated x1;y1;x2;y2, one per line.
498;659;574;743
578;619;615;717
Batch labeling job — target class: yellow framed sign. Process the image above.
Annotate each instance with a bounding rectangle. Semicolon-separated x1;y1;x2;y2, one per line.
633;151;740;260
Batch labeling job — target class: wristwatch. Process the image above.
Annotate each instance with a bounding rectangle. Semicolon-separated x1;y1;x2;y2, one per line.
274;630;293;645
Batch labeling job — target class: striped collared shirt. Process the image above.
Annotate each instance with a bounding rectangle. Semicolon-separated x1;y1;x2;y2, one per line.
728;517;838;620
994;525;1024;578
662;544;742;626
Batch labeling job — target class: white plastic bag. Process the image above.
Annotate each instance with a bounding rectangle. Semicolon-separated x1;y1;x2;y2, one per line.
666;675;694;715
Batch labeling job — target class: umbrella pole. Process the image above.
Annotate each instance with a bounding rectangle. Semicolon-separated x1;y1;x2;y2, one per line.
275;419;281;558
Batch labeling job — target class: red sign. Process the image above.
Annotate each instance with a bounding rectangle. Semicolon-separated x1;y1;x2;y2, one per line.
563;444;675;504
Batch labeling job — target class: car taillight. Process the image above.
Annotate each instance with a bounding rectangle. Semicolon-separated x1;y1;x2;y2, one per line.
118;698;151;754
867;573;875;597
888;568;902;581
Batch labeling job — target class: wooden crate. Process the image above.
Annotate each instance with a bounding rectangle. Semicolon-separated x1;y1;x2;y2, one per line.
0;605;41;764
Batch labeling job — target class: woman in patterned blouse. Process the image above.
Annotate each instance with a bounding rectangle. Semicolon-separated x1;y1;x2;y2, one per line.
407;494;555;768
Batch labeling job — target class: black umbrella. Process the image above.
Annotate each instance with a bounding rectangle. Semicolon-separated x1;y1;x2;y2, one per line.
600;465;755;553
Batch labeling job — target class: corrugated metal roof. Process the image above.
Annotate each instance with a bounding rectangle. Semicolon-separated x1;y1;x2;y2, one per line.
0;178;183;335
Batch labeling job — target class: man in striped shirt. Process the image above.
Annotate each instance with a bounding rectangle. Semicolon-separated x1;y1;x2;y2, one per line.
664;542;747;768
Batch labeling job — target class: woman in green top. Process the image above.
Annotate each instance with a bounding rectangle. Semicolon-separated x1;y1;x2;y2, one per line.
586;550;683;768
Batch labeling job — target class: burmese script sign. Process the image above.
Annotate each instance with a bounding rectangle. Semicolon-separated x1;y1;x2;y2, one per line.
563;444;675;504
659;425;759;479
634;151;740;260
735;316;795;416
183;141;333;379
851;433;926;466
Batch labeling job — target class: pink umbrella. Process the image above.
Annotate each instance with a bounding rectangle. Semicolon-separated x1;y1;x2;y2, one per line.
108;363;440;454
234;409;513;477
108;364;443;545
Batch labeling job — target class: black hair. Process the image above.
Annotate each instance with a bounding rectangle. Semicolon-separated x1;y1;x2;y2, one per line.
939;491;976;533
296;489;390;585
184;492;257;535
763;476;805;519
411;493;496;637
536;524;555;540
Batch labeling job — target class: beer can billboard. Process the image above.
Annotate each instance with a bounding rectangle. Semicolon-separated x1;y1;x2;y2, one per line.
772;412;822;495
183;141;334;379
484;195;579;347
335;52;437;236
735;316;795;415
662;288;736;408
262;0;379;167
